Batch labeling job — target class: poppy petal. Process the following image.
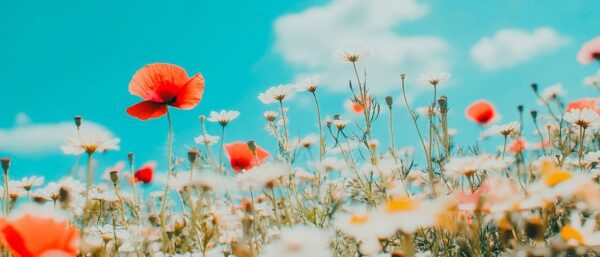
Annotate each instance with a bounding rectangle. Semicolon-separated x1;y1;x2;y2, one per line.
224;142;270;172
172;74;205;109
126;101;168;120
129;63;190;102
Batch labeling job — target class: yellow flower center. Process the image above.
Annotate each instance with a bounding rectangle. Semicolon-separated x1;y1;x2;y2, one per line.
349;214;369;225
386;197;418;213
561;225;584;245
544;171;572;187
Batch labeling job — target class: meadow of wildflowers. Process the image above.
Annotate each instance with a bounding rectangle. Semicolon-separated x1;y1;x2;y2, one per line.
2;33;600;257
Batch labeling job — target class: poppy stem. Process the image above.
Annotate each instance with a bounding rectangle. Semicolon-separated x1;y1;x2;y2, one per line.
159;107;174;252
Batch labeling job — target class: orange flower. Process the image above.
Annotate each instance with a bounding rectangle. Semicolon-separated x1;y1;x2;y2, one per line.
0;210;79;257
345;99;364;114
126;63;205;120
508;138;527;153
566;98;598;112
577;37;600;65
224;142;270;172
465;100;496;125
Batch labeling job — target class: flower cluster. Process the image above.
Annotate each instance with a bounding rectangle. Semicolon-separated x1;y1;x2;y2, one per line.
1;36;600;257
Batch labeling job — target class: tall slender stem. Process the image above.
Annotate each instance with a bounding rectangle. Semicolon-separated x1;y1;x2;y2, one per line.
219;125;225;173
3;170;8;215
86;153;93;202
279;100;290;158
388;106;396;156
501;135;508;159
159;108;174;250
312;92;325;161
401;76;435;196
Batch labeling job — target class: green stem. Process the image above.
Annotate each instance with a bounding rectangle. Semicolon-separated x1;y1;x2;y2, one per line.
159;108;174;251
312;92;325;161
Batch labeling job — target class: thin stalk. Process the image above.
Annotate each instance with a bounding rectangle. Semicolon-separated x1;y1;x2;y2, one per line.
159;108;174;251
279;100;290;157
388;106;396;157
578;126;586;170
86;152;93;202
501;135;508;159
400;76;434;195
311;92;325;161
219;125;226;174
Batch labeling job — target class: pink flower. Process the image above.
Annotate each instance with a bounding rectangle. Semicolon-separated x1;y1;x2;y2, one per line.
577;37;600;64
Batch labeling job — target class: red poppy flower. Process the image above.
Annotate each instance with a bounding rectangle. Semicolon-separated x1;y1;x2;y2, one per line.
127;63;205;120
224;142;270;172
577;37;600;64
134;162;156;184
465;100;496;125
0;211;79;257
566;98;598;112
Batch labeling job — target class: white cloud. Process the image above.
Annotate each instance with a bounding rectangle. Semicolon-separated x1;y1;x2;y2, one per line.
273;0;450;95
0;114;115;156
470;27;570;71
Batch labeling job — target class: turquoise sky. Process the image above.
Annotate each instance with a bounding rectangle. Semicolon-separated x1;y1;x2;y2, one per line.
1;0;599;181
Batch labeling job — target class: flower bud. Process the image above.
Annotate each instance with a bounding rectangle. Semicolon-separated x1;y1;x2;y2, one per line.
531;83;538;93
199;115;205;122
188;149;200;163
247;141;257;154
517;105;524;113
385;96;393;107
1;157;10;172
400;74;406;80
74;116;82;128
438;96;448;114
127;152;134;165
530;110;538;122
109;170;119;184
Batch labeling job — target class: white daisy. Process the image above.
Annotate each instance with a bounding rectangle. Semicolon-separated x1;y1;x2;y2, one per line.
295;76;321;92
560;212;600;246
236;162;289;189
61;125;120;155
260;225;333;257
194;134;220;145
539;83;566;102
18;176;44;191
564;108;600;129
584;70;600;86
258;84;295;104
263;111;279;122
416;72;451;86
207;110;240;126
335;47;369;63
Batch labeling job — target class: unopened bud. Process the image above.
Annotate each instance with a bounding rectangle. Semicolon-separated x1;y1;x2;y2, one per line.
438;96;448;113
333;114;340;120
531;83;538;93
400;74;406;80
385;96;393;107
199;115;205;122
110;170;119;184
188;149;200;163
127;152;134;165
530;110;538;122
247;141;257;154
1;157;10;172
517;105;524;113
74;116;82;128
